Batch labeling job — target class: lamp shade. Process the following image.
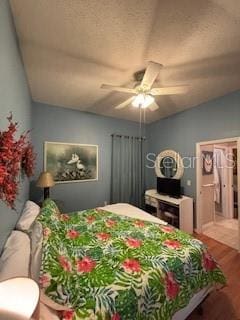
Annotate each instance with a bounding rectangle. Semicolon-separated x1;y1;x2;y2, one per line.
36;171;55;188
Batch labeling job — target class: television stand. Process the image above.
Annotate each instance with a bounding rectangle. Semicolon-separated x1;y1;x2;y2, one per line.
145;189;193;234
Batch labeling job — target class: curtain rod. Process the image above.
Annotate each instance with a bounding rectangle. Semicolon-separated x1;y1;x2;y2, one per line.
111;134;146;140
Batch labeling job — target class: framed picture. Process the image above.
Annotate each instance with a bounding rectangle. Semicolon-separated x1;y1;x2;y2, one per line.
44;142;98;183
202;151;213;175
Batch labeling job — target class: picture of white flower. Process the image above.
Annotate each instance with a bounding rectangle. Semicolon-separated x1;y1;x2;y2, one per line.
44;142;98;183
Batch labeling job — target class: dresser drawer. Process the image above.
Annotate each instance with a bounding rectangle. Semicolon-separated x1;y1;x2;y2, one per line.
159;201;179;216
145;196;158;208
150;198;158;208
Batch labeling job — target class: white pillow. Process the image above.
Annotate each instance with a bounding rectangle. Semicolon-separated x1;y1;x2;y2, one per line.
16;201;40;232
0;231;30;281
30;221;43;281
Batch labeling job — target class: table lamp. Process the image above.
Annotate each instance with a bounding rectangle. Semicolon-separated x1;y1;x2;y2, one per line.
36;171;55;200
0;277;39;320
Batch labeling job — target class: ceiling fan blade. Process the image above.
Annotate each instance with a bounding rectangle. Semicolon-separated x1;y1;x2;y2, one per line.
150;85;189;95
101;84;136;94
140;61;162;90
148;102;159;111
115;97;134;109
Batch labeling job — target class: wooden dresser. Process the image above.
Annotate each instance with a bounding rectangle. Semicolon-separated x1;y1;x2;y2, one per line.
145;189;193;234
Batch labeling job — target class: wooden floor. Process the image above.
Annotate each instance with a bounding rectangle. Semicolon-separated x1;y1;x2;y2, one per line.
187;234;240;320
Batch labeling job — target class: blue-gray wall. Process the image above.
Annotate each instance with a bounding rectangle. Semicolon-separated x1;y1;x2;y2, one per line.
147;90;240;200
32;91;240;212
0;0;32;251
31;102;141;212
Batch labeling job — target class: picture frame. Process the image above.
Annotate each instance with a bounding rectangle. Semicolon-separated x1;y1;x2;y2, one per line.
44;141;98;183
202;151;214;175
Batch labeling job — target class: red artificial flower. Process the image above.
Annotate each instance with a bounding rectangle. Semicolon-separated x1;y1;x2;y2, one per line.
122;259;141;273
21;142;36;177
76;257;96;273
112;313;121;320
134;220;145;228
165;272;180;300
0;114;35;209
62;310;75;320
202;250;217;271
96;232;111;241
125;238;142;248
163;239;181;249
160;226;175;233
0;165;8;184
86;215;95;224
39;274;51;288
2;179;18;208
58;256;72;272
66;229;79;239
105;219;117;228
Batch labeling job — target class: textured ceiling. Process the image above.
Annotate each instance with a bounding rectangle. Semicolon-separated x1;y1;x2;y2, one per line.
10;0;240;123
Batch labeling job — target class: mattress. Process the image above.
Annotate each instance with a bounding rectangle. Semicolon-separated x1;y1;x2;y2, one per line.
98;203;167;225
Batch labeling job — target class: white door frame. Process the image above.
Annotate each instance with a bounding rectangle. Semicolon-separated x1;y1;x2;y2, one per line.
213;144;232;219
196;137;240;251
230;145;237;219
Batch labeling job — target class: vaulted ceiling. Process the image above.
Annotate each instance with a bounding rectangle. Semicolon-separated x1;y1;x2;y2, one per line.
10;0;240;123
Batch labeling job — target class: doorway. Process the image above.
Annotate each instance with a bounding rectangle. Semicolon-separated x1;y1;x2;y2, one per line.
196;137;240;250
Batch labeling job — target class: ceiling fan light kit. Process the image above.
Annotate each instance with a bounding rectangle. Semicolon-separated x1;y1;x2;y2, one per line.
132;94;154;109
100;61;188;111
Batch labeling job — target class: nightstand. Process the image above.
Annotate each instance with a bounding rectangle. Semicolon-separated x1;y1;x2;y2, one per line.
0;277;39;320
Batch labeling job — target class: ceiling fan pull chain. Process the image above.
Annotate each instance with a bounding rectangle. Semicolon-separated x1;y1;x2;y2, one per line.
139;105;142;139
143;107;146;139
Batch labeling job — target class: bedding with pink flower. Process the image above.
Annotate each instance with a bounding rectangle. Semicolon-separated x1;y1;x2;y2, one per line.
38;199;225;320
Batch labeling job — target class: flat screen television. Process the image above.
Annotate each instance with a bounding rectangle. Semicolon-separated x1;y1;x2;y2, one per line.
157;177;181;198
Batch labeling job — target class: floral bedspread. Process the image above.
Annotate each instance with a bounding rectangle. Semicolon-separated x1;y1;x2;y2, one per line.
38;200;225;320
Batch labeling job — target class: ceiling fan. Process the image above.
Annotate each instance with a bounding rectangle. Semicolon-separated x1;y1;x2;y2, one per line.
100;61;188;111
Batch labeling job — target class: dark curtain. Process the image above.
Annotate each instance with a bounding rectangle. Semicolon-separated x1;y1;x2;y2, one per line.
110;134;146;208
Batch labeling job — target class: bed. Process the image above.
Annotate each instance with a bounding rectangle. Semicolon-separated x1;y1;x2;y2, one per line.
0;200;225;320
31;200;225;320
100;204;213;320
